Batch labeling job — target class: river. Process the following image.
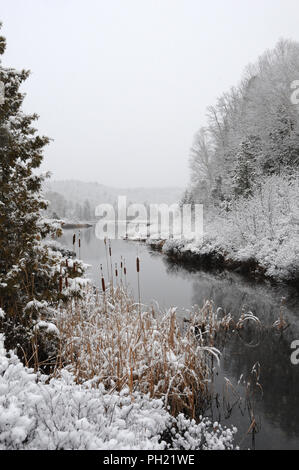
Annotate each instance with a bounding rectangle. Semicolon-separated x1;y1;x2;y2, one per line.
61;226;299;450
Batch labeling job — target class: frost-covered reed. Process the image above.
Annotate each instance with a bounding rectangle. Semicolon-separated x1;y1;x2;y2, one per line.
55;285;221;418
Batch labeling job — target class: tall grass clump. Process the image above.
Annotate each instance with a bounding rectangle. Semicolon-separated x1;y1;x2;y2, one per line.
55;284;220;418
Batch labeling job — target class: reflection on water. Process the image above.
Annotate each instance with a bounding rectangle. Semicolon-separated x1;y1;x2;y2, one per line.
219;332;299;449
61;226;299;450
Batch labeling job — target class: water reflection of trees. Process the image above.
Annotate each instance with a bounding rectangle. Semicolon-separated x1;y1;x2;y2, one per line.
83;227;92;244
220;330;299;440
162;256;299;327
162;254;299;443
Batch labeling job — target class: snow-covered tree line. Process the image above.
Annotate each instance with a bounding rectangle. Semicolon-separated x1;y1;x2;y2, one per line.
45;191;93;221
188;39;299;205
170;40;299;282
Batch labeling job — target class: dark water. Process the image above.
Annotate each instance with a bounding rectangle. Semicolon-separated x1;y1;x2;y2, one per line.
61;226;299;450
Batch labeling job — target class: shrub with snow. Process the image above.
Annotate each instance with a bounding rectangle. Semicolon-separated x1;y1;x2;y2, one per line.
0;334;237;450
162;174;299;281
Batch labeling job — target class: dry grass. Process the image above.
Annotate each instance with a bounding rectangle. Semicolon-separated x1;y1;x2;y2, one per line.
49;239;287;423
54;285;220;418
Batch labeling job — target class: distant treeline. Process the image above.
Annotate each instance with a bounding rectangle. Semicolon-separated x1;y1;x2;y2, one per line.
45;191;94;221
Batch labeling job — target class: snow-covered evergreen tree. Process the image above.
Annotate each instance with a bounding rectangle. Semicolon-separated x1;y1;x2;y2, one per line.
266;105;299;174
232;136;261;197
0;24;83;364
179;189;195;208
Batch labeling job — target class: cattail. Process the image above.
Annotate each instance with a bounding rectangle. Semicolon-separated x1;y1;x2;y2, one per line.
136;256;141;312
122;258;127;290
115;263;118;278
73;234;76;245
108;240;113;288
73;262;76;274
59;276;63;293
65;277;68;288
120;256;123;283
100;264;106;293
66;259;69;268
104;238;110;280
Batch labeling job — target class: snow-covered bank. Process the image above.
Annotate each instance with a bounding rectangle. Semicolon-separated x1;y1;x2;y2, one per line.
0;334;237;450
130;175;299;283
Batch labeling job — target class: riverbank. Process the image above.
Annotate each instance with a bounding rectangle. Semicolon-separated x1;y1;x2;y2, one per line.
145;237;299;287
0;282;238;450
62;222;93;229
57;228;299;449
125;175;299;286
0;331;237;450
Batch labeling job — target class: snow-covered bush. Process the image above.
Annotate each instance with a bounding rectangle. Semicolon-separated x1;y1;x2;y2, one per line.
225;174;299;279
0;334;237;450
0;246;87;372
168;414;237;450
162;174;299;281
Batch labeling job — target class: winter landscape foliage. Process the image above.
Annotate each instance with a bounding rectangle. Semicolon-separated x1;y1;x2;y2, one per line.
172;40;299;282
1;20;299;451
0;24;86;365
0;22;238;450
0;333;237;450
164;173;299;280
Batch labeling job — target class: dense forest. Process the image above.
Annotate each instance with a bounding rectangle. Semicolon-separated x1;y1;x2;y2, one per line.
186;39;299;205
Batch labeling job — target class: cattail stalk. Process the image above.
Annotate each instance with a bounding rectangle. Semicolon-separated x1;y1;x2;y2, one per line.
104;238;110;280
123;259;127;288
100;264;106;313
136;255;141;314
109;240;114;294
120;256;123;284
73;233;76;256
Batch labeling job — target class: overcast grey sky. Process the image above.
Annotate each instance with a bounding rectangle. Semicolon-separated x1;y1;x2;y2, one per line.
1;0;299;187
